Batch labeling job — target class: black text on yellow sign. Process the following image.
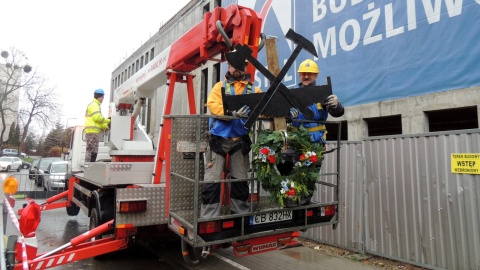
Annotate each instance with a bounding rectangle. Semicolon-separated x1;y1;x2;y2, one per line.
451;153;480;175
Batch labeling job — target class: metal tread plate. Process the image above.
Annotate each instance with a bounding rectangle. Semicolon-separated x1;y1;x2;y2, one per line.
115;184;167;226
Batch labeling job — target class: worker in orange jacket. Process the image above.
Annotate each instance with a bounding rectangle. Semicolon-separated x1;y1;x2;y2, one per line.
202;52;262;218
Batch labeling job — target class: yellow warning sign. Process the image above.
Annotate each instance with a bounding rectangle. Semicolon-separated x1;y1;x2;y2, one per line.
451;153;480;174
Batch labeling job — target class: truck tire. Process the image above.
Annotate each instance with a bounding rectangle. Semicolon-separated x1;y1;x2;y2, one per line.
89;207;107;260
89;207;101;240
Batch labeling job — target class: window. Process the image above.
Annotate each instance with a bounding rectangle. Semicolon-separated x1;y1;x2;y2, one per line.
136;60;139;72
150;48;154;60
140;56;144;68
325;121;348;141
145;52;149;64
365;115;402;137
426;106;478;132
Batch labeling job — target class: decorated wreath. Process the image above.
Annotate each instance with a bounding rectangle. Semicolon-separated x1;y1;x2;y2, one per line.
252;126;324;207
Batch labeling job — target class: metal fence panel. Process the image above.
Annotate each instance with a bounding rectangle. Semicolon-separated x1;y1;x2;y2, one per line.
364;130;480;270
305;130;480;270
303;141;365;253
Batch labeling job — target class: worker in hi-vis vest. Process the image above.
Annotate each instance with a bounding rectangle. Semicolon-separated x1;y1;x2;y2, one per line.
84;89;110;167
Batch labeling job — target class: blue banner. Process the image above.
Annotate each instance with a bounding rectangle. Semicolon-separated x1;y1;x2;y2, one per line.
229;0;480;106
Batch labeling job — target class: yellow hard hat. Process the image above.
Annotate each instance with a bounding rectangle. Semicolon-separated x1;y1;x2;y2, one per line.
297;59;319;74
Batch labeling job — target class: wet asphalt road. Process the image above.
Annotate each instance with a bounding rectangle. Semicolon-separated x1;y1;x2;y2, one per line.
3;169;380;270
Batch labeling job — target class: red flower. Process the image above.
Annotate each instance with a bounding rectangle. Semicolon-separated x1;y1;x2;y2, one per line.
310;155;318;163
299;154;306;161
260;147;270;155
268;155;276;164
286;188;296;196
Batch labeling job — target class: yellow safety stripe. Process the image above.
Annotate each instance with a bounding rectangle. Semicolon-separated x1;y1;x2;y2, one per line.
84;126;102;130
307;125;326;132
85;111;101;117
291;125;326;132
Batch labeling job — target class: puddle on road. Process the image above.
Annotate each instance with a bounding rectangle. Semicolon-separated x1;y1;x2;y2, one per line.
282;248;331;262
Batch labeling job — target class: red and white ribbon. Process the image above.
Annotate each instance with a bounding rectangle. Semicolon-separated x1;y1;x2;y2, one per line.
4;196;30;270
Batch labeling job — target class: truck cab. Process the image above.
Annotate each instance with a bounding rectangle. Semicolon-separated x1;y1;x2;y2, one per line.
65;126;110;173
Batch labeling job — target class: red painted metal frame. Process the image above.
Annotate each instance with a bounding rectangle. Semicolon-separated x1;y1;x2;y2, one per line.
16;238;128;270
232;231;300;257
166;4;262;73
11;4;264;268
14;225;135;270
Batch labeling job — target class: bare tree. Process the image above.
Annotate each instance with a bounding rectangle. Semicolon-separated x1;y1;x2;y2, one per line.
0;48;36;150
18;77;60;155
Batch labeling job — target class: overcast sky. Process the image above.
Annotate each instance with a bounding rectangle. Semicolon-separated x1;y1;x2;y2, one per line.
1;0;190;134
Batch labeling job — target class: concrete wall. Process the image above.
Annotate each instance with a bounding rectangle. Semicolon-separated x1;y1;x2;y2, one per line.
342;86;480;141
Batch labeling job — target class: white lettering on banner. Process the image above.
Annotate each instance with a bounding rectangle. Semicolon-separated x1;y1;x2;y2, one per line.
314;28;337;58
423;0;442;23
363;2;382;45
330;0;347;14
385;4;405;38
313;0;328;21
312;0;470;59
339;19;361;51
407;0;417;30
314;0;365;22
444;0;463;16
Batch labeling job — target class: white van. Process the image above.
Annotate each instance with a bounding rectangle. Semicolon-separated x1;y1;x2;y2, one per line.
65;126;110;173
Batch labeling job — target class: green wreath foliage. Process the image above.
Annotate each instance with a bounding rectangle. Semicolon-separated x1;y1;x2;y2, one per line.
252;126;324;207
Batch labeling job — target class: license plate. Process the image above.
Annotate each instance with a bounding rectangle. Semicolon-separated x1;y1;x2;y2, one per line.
249;210;293;225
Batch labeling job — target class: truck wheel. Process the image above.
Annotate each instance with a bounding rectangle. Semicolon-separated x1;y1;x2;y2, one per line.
6;235;18;270
89;207;107;259
66;202;80;216
89;208;101;240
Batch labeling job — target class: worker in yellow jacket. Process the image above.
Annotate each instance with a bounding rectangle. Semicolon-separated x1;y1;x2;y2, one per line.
84;89;110;167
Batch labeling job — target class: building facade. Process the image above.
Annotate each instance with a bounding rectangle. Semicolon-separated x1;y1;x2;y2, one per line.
110;0;480;145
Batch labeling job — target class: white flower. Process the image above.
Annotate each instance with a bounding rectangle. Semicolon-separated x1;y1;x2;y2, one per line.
306;151;312;157
280;189;285;194
290;182;294;188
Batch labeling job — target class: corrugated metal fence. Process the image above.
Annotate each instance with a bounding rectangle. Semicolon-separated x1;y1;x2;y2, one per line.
304;129;480;270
